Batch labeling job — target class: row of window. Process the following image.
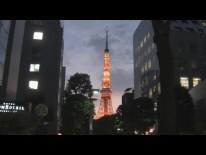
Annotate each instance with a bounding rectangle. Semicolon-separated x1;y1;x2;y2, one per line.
28;31;44;90
174;26;203;34
179;60;206;71
180;77;201;89
172;20;200;25
134;32;151;53
177;42;206;54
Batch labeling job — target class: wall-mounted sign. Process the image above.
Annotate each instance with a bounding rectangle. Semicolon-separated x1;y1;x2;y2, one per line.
35;104;48;117
0;102;25;113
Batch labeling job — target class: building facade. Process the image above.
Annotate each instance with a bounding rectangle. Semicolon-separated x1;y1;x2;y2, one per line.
0;20;65;134
133;20;206;105
122;88;134;105
0;20;11;89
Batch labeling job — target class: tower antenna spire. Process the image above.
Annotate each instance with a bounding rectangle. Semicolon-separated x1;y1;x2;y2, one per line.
106;27;108;50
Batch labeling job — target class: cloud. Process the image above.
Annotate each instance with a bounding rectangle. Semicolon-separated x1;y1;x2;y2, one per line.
63;20;141;112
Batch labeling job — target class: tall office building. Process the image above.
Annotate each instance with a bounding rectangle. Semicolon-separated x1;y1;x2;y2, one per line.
0;20;11;88
133;20;206;105
0;20;65;134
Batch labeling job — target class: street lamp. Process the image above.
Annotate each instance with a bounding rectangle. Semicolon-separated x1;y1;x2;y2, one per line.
89;89;100;135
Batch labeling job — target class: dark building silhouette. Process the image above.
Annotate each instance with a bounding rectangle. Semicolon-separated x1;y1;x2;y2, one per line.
0;20;11;90
122;88;134;105
0;20;65;134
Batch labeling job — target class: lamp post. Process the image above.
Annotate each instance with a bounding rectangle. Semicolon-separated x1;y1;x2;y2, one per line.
89;89;100;135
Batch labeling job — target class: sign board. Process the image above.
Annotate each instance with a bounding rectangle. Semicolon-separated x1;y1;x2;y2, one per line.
35;104;48;117
0;102;24;113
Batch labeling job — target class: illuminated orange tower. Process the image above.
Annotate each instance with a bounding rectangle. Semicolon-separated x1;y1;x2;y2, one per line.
95;30;114;119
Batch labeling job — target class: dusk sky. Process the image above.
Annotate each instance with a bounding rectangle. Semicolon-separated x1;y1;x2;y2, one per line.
63;20;141;113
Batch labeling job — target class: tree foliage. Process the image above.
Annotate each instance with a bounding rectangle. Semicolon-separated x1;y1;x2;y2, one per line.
61;73;94;135
132;97;156;135
175;85;196;134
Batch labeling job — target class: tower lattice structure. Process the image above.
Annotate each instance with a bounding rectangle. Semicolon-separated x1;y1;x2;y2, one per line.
94;30;114;120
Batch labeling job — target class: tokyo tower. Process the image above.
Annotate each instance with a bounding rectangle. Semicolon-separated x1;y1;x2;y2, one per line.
94;30;114;120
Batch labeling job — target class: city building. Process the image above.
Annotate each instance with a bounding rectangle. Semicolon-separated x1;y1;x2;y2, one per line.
0;20;11;90
189;79;206;133
0;20;65;134
133;20;206;106
122;88;134;105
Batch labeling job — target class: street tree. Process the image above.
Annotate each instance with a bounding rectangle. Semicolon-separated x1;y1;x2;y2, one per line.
151;20;176;135
132;97;156;135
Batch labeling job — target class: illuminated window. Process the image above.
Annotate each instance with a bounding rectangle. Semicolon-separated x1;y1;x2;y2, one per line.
141;66;144;73
144;36;146;43
158;83;161;94
153;71;156;80
180;77;189;89
153;85;156;93
148;46;151;54
29;81;38;89
144;63;147;71
154;102;157;111
147;32;150;39
193;78;201;87
149;88;152;98
138;45;140;52
141;41;143;48
30;64;40;72
33;32;43;40
148;59;151;69
152;43;155;49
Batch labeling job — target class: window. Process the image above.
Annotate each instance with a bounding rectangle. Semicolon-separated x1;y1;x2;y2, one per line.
191;20;199;25
154;102;157;111
148;59;151;68
179;60;187;71
190;43;197;53
180;77;189;89
148;46;151;54
145;76;148;86
147;32;150;39
157;83;161;94
140;41;143;48
144;36;146;43
135;61;138;67
33;32;43;40
193;78;201;87
153;71;156;80
32;47;41;56
152;43;155;49
153;85;156;93
149;88;152;98
29;81;38;89
141;66;144;73
138;56;140;64
174;27;183;31
144;63;147;71
186;28;194;32
138;45;140;52
181;20;189;24
177;42;185;53
191;61;198;71
198;29;203;34
30;64;40;72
